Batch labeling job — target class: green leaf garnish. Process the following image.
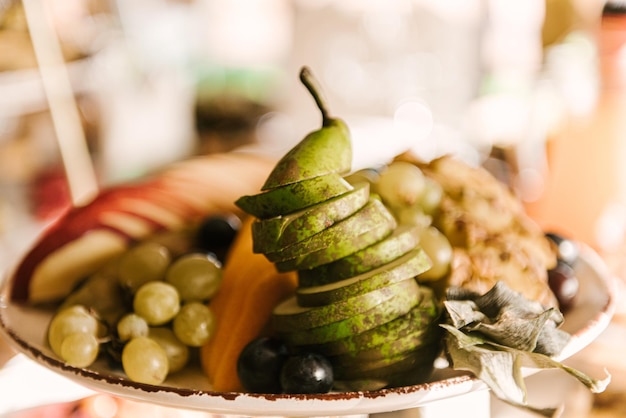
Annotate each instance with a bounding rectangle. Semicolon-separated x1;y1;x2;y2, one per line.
441;282;611;417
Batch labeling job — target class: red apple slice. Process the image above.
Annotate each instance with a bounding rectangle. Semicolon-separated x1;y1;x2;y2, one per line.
10;152;275;304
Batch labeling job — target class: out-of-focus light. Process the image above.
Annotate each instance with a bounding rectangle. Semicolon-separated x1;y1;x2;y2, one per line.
292;0;335;10
83;394;118;418
254;111;297;155
481;0;544;75
516;167;546;203
393;99;433;144
323;56;369;105
406;122;484;166
465;93;531;147
348;114;432;171
545;31;599;116
619;44;626;85
361;9;407;47
595;203;626;252
487;0;544;29
417;0;484;23
532;78;565;137
203;0;292;66
308;0;413;15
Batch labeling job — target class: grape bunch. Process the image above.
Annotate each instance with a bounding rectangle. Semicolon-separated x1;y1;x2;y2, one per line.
47;215;237;385
346;161;453;283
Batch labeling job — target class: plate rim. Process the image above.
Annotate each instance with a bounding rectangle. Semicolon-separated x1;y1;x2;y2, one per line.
0;244;618;415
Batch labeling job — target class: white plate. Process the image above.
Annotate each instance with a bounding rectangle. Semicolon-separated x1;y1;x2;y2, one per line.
0;245;617;417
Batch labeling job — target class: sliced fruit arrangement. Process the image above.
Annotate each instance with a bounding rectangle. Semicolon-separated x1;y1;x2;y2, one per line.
234;67;442;392
9;66;588;404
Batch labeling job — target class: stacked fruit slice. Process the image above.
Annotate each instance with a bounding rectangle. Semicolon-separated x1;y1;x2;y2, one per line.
235;67;442;391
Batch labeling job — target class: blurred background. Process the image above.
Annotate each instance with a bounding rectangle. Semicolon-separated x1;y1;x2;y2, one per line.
2;0;624;254
0;0;621;250
1;0;626;416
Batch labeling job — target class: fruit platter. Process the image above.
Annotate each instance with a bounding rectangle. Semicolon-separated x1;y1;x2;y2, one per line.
0;68;617;417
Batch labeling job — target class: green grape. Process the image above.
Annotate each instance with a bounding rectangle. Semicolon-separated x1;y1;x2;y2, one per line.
60;332;99;368
395;206;432;228
149;327;190;374
418;177;443;215
48;305;102;357
165;253;222;302
343;168;380;186
122;336;169;385
375;161;426;209
172;302;215;347
133;281;180;326
417;226;453;282
117;313;149;342
59;272;127;327
117;242;172;293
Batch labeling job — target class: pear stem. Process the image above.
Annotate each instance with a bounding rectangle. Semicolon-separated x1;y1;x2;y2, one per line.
299;66;333;126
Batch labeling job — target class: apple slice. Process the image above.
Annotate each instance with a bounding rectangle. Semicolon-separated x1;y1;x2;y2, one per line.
10;152;276;304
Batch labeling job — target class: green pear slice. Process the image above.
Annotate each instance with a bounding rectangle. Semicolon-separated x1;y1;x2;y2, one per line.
298;224;423;287
333;378;390;392
273;278;417;332
251;182;369;254
332;350;438;391
333;359;437;391
274;200;397;272
329;322;441;364
332;344;436;378
278;279;420;346
265;198;393;263
235;173;353;219
261;120;352;191
295;248;430;307
307;289;440;356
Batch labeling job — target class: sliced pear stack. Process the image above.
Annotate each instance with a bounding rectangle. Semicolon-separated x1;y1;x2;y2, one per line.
235;67;441;391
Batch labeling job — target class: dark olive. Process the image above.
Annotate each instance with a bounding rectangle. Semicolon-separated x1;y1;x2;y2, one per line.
195;214;241;263
237;337;288;393
280;352;334;394
545;232;579;266
548;260;579;313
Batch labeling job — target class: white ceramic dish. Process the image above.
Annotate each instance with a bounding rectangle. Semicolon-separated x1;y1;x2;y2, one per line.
0;245;617;417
